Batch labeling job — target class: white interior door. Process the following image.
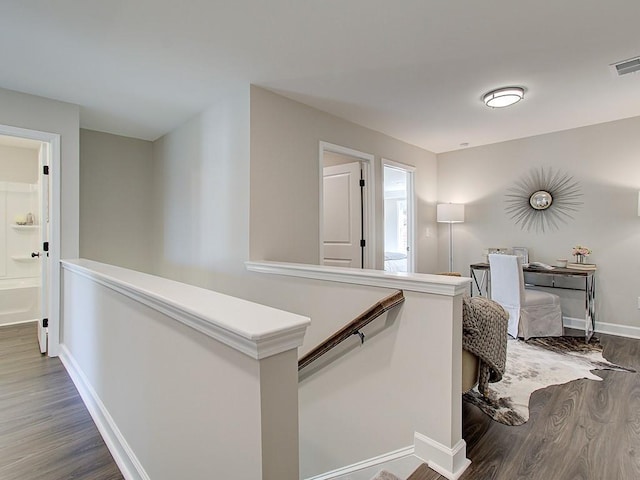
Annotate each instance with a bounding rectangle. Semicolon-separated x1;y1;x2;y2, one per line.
322;162;362;268
37;143;49;353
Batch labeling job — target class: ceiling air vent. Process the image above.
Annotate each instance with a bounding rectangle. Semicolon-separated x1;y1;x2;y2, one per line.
611;56;640;76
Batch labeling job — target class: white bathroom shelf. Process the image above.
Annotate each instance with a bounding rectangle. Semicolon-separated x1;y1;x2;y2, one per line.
11;256;39;262
11;225;39;231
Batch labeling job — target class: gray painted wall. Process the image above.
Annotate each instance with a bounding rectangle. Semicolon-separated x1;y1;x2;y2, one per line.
0;145;38;183
250;86;439;273
151;85;251;298
438;116;640;331
80;129;154;272
147;86;463;476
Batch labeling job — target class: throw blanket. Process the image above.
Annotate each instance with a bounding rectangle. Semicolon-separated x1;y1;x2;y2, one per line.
462;295;508;395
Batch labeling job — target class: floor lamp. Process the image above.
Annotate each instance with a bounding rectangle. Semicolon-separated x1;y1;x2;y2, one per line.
437;203;465;272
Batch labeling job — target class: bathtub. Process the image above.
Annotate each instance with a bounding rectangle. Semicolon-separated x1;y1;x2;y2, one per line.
0;277;41;327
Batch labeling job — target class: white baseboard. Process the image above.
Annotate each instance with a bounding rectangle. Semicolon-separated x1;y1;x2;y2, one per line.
0;318;38;327
414;432;471;480
563;316;640;339
307;432;471;480
59;345;149;480
305;446;417;480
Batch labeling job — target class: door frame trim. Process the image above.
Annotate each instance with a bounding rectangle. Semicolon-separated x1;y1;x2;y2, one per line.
319;141;375;269
383;159;416;273
0;124;61;356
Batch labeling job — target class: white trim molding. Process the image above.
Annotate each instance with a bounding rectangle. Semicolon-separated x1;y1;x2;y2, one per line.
305;446;417;480
246;260;471;296
414;432;471;480
59;345;150;480
61;259;310;360
563;316;640;339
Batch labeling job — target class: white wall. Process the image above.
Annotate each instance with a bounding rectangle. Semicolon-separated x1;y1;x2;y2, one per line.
0;146;39;279
437;116;640;332
1;183;40;279
250;86;439;274
80;129;154;272
151;85;251;298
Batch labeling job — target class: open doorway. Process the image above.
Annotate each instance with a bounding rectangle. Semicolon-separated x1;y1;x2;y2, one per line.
383;160;415;273
0;125;59;356
319;142;375;269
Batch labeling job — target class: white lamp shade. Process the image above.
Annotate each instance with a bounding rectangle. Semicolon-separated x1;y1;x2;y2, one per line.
437;203;465;223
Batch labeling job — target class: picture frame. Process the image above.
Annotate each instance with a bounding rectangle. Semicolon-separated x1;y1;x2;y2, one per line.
512;247;529;265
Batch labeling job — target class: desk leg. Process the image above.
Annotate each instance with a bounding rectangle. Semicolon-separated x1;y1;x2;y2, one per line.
470;268;489;297
585;275;596;342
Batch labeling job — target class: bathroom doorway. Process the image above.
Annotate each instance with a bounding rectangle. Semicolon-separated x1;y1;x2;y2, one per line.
0;125;57;355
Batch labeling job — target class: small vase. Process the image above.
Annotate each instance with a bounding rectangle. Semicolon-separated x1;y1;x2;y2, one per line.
575;254;585;264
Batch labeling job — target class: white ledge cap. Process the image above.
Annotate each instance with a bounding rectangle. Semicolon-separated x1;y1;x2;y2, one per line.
245;260;470;296
61;259;310;360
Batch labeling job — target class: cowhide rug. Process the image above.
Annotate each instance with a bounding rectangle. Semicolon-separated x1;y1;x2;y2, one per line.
371;470;402;480
463;336;634;426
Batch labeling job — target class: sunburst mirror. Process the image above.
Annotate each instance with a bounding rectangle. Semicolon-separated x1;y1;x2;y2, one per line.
505;167;582;232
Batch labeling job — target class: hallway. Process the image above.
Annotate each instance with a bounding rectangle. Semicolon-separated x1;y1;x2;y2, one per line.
0;322;123;480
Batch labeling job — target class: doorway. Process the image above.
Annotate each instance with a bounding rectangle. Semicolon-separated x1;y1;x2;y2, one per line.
383;160;415;273
319;142;375;269
0;125;59;356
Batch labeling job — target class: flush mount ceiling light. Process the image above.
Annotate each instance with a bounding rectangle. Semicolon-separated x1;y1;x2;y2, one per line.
483;87;525;108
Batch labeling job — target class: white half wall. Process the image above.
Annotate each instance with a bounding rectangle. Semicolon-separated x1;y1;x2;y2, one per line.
61;259;309;480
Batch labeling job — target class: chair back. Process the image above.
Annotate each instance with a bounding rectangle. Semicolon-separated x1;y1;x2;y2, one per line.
488;254;525;337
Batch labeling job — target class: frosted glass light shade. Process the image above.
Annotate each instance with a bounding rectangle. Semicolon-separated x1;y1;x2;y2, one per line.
437;203;465;223
483;87;524;108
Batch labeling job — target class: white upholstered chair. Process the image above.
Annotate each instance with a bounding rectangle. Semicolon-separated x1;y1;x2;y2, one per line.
488;253;563;339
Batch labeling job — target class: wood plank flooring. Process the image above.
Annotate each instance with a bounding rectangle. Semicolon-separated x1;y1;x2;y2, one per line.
0;322;123;480
408;332;640;480
3;322;639;480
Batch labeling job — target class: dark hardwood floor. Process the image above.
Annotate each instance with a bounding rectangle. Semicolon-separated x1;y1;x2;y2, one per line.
409;332;640;480
0;322;123;480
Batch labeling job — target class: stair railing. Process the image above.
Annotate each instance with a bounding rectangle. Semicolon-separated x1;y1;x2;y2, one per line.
298;290;405;371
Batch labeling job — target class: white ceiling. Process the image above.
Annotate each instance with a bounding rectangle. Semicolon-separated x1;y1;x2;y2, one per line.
1;1;639;153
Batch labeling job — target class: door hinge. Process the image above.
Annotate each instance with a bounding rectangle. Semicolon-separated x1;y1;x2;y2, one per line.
43;165;49;175
360;239;366;247
359;179;365;187
43;318;48;328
